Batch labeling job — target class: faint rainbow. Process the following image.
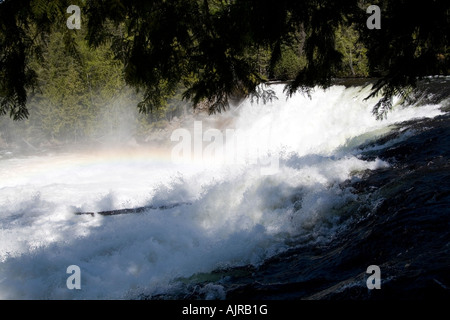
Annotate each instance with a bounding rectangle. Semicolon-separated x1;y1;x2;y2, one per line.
0;147;177;186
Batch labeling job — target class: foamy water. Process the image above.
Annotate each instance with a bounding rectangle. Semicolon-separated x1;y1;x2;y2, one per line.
0;84;444;299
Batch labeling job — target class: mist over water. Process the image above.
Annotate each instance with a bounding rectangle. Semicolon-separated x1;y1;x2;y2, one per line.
0;81;447;299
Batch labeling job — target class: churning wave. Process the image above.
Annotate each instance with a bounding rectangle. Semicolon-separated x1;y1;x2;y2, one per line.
0;78;449;299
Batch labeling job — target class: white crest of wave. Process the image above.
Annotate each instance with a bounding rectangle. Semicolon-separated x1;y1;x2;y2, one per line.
0;83;443;299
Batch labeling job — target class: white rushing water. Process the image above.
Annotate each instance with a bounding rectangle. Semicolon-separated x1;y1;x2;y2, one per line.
0;84;444;299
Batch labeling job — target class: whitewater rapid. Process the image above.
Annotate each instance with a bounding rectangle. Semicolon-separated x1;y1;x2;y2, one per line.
0;83;445;299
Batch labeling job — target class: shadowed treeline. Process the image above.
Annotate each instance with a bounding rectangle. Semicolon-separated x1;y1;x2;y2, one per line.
1;0;449;123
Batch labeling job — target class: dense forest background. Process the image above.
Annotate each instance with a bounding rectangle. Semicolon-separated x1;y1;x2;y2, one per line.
0;0;448;149
0;12;368;148
0;27;188;148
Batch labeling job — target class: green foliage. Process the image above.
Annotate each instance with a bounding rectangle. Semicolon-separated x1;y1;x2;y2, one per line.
0;0;82;120
335;24;369;77
271;47;305;81
26;29;116;141
0;23;187;145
